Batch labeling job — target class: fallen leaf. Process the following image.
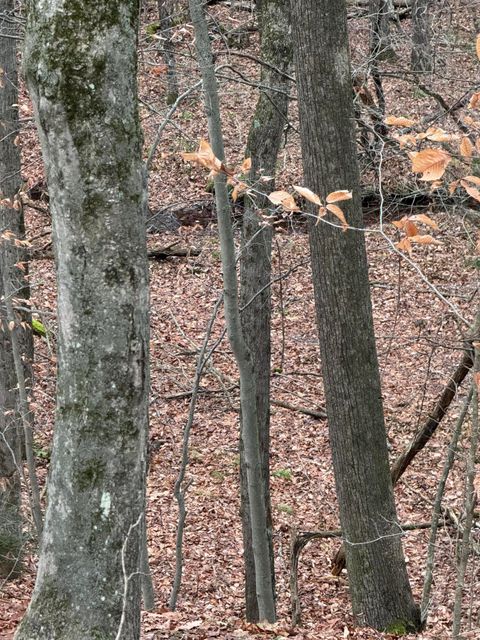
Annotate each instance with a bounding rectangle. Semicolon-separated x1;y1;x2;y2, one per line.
410;148;451;181
385;115;416;127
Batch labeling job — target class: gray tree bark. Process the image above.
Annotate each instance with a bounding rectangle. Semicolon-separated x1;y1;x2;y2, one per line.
15;2;150;638
239;0;292;622
369;0;396;61
188;0;276;622
0;0;33;579
157;0;179;104
290;0;421;632
411;0;432;73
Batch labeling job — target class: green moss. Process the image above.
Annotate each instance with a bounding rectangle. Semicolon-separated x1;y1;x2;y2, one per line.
145;21;160;37
384;619;414;636
75;458;106;491
273;468;292;481
32;317;47;337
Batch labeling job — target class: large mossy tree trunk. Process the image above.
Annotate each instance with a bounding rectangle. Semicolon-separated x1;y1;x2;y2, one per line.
290;0;421;632
16;2;150;638
0;0;33;580
239;0;292;622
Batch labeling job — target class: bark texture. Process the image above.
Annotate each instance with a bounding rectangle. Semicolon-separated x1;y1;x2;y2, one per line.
0;0;32;579
189;0;276;622
239;0;292;622
370;0;396;61
291;0;421;632
16;2;149;638
411;0;432;73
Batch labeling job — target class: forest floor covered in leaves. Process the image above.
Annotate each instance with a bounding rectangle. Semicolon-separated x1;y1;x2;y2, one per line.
2;2;480;638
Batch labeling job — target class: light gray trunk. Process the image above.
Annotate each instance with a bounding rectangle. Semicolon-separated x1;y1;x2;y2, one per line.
291;0;421;632
188;0;276;622
239;0;292;622
0;0;33;579
16;2;149;638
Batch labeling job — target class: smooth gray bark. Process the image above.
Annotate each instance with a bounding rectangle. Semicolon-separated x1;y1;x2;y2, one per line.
188;0;276;622
239;0;292;622
411;0;432;73
0;0;34;579
16;2;150;638
291;0;421;632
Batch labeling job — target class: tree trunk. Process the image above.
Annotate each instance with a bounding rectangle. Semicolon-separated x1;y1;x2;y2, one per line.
239;0;292;622
157;0;179;104
188;0;276;622
0;0;33;579
290;0;421;632
370;0;396;61
16;2;149;638
411;0;432;73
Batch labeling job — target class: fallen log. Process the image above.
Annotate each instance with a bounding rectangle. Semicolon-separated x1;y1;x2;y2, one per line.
31;241;200;261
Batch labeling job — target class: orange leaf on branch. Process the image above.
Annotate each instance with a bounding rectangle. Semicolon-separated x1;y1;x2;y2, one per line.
181;139;223;174
267;190;300;212
326;203;349;231
293;185;321;205
326;190;352;204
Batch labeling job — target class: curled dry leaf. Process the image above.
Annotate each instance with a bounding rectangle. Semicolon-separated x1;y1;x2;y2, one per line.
268;190;300;212
410;148;451;181
241;157;251;173
396;237;412;255
326;190;352;203
231;181;248;202
425;127;457;143
326;204;349;230
181;139;223;174
449;180;460;194
393;133;417;148
410;213;439;229
293;185;321;205
316;206;327;225
404;219;419;237
460;136;474;158
461;179;480;202
477;33;480;61
462;175;480;185
468;91;480;109
384;115;416;127
409;234;443;246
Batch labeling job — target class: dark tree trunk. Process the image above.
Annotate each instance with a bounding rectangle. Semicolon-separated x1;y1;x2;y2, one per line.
157;0;179;104
239;0;292;621
290;0;421;632
411;0;432;73
16;2;150;638
188;0;276;621
370;0;396;61
0;0;33;579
